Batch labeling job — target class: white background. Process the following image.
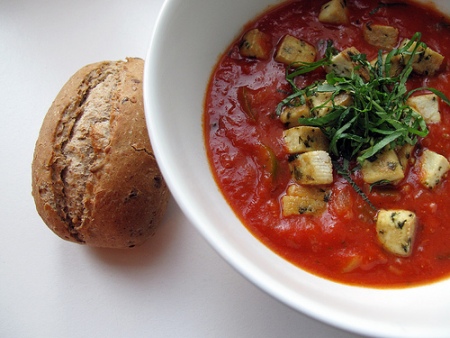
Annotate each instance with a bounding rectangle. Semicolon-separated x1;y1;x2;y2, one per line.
0;1;362;337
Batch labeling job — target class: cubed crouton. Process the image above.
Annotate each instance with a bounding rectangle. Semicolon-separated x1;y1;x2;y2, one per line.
309;91;333;117
376;209;417;257
395;144;415;172
279;97;312;127
363;23;399;50
239;29;272;60
417;149;450;189
370;53;404;77
407;93;441;124
318;0;349;25
334;91;354;107
289;150;333;185
309;89;353;117
325;47;370;81
283;126;329;154
361;149;405;184
275;35;316;66
400;38;444;76
281;184;330;216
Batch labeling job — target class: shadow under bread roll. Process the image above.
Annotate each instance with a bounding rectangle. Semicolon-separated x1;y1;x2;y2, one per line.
32;58;170;248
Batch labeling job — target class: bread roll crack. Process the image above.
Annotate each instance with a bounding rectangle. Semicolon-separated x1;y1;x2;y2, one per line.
50;67;118;241
131;144;155;157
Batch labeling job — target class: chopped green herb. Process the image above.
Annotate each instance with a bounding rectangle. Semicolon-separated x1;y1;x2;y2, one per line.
277;32;450;207
277;33;449;165
334;158;377;211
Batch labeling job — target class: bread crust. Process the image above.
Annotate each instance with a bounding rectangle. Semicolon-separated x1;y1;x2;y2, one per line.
32;58;169;248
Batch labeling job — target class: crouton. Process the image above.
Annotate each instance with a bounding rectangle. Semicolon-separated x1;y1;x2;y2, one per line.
309;91;333;117
318;0;349;25
395;144;415;172
325;47;370;81
281;184;330;216
275;35;316;66
361;149;405;184
239;28;272;60
289;150;334;185
370;53;404;77
363;23;399;50
282;126;329;154
400;38;444;76
417;149;450;189
279;97;312;127
407;93;441;124
309;89;353;117
376;209;417;257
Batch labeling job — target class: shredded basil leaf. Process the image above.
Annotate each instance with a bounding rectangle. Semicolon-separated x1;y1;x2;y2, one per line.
278;32;445;164
277;32;450;207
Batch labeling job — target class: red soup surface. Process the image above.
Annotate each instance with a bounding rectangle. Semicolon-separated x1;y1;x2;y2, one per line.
204;0;450;287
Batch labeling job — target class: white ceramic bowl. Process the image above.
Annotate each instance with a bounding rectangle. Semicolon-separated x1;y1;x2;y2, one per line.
144;1;450;336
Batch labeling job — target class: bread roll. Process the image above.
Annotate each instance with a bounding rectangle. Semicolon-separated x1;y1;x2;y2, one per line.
32;58;169;248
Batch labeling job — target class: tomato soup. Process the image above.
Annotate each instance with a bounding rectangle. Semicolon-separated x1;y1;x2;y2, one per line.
204;0;450;287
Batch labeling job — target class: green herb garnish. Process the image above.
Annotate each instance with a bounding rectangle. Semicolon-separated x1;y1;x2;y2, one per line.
334;158;377;211
278;32;447;164
277;32;450;207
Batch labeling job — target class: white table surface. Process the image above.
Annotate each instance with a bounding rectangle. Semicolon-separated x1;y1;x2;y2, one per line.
0;1;363;337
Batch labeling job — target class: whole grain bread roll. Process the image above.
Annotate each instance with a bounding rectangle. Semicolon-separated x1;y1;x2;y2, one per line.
32;58;169;248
